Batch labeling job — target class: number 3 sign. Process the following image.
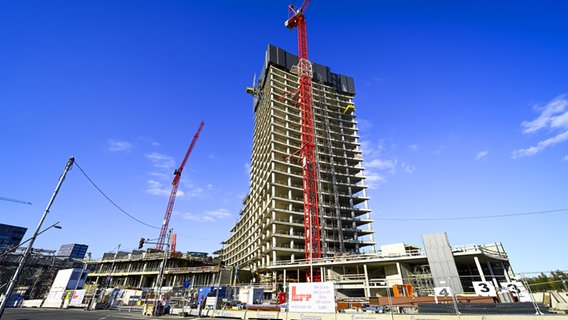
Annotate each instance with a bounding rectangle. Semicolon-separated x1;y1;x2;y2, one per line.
472;281;497;297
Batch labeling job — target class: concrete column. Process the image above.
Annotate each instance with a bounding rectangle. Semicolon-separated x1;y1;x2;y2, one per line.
502;262;511;282
486;261;496;277
363;264;370;298
283;269;288;302
396;262;403;280
474;257;486;281
138;275;144;288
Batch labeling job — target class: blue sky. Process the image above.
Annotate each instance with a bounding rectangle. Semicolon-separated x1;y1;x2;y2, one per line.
1;1;567;273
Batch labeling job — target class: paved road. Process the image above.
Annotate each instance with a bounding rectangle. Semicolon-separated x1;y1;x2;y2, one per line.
1;308;195;320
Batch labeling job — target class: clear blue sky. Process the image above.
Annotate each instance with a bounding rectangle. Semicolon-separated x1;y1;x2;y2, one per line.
1;1;567;273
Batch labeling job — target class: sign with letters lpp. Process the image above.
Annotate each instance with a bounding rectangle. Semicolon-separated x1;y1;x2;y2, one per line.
288;282;335;313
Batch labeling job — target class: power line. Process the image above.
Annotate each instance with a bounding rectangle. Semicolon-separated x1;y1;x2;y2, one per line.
381;208;568;221
73;160;159;229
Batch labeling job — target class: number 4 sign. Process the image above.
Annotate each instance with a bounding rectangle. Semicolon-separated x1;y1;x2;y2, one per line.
472;281;497;297
434;287;452;297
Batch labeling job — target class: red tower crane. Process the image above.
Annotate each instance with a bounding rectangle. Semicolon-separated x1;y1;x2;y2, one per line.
285;0;322;282
156;121;205;250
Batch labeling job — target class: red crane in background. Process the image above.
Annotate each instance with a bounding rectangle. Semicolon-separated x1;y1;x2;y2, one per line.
156;121;205;250
285;0;321;282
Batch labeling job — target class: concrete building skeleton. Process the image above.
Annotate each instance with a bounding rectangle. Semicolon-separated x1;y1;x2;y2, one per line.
220;45;515;300
75;46;516;305
223;44;376;277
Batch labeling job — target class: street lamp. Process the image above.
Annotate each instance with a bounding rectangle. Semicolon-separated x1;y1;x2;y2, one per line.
0;222;62;260
0;156;74;318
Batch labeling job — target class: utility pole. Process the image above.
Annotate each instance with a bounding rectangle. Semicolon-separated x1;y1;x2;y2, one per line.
153;229;172;316
0;157;74;318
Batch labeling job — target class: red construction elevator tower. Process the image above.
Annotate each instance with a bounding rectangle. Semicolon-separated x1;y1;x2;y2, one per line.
285;0;322;282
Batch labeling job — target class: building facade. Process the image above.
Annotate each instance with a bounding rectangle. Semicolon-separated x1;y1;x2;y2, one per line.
79;235;515;304
224;45;375;277
0;223;27;252
0;248;82;301
85;250;230;292
262;233;514;301
58;243;89;259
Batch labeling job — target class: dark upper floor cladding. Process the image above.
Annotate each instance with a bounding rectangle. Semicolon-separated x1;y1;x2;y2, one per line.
258;44;356;96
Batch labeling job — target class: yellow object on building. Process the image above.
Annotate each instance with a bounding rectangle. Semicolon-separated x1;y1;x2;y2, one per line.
343;104;354;113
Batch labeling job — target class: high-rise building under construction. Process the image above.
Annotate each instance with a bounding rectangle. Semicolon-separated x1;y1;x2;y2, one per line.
223;45;376;277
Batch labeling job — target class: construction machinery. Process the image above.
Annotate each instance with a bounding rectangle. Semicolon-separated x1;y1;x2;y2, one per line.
155;121;204;250
285;0;322;282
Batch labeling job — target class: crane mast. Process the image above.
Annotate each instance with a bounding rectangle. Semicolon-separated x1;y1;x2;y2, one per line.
156;121;204;250
285;0;322;281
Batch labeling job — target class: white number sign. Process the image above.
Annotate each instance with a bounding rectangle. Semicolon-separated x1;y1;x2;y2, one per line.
434;286;452;297
472;281;497;297
501;281;532;302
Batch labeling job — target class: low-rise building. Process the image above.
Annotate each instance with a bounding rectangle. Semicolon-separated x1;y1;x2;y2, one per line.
84;249;231;293
83;233;514;304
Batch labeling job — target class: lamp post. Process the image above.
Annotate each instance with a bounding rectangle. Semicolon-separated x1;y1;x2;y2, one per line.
0;156;74;318
0;222;62;260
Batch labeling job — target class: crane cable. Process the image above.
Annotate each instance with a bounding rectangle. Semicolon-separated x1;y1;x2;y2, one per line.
74;160;159;229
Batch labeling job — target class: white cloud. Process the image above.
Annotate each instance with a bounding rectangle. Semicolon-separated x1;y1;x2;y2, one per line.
145;180;170;196
476;150;489;160
183;186;202;198
522;95;568;133
357;118;374;131
513;95;568;158
108;139;132;152
512;130;568;159
401;162;416;174
363;171;387;189
366;158;397;173
181;208;232;222
148;171;170;180
145;179;189;197
139;136;160;147
146;153;176;169
564;155;568;161
359;139;415;188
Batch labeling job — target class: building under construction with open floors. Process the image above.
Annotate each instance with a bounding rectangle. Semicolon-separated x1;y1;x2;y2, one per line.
223;44;376;280
220;45;521;304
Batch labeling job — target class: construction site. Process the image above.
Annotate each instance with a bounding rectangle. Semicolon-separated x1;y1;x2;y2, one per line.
78;0;568;316
2;0;568;318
